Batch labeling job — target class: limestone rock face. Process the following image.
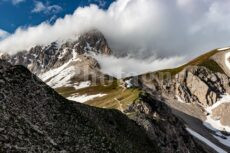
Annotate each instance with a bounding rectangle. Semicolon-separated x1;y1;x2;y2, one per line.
0;60;158;153
175;67;222;106
212;103;230;127
139;66;230;107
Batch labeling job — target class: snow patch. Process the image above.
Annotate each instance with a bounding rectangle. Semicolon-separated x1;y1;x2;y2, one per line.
218;47;230;51
67;93;107;103
213;131;230;147
203;94;230;147
225;52;230;71
39;60;80;88
186;128;227;153
72;49;81;62
39;50;82;88
125;79;133;88
74;81;91;90
204;94;230;132
176;95;185;103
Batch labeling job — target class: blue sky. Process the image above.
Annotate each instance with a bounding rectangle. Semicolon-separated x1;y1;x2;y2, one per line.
0;0;114;33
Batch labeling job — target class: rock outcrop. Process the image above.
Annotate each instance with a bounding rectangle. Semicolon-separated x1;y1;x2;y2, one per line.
139;56;230;107
0;60;159;153
125;93;208;153
212;103;230;127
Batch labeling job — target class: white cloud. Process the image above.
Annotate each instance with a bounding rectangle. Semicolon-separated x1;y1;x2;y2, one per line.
1;0;230;61
32;1;62;14
93;54;185;78
0;29;9;40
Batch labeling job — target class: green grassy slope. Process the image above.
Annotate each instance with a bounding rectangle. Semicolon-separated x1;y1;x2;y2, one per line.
56;80;140;111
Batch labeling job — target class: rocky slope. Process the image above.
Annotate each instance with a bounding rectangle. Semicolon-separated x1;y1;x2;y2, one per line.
0;60;160;153
125;92;209;153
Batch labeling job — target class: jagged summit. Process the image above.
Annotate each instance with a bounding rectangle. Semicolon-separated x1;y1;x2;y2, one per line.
76;29;112;55
3;29;111;73
0;30;113;89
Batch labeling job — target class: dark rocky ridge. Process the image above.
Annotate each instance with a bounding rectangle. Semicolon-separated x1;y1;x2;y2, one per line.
126;93;209;153
0;60;159;153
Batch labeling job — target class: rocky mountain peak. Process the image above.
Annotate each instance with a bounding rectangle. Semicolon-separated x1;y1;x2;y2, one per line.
4;29;111;75
76;29;112;55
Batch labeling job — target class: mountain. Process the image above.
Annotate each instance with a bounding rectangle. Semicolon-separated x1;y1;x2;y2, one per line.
0;30;212;153
135;47;230;152
1;29;229;152
0;60;160;153
1;30;111;89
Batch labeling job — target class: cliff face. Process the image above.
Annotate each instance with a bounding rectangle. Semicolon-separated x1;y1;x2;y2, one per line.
138;49;230;107
0;60;159;153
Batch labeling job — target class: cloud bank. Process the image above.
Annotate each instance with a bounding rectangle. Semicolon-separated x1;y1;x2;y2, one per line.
1;0;230;60
93;54;184;78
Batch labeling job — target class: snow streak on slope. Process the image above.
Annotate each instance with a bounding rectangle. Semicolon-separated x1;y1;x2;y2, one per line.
67;94;107;103
225;52;230;71
186;128;227;153
39;49;82;88
204;94;230;133
74;81;91;90
218;47;230;51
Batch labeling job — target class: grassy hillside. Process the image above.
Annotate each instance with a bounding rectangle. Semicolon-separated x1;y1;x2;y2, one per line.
56;80;140;111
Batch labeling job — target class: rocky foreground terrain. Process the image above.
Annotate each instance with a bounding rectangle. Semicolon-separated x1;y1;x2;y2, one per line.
1;29;230;152
0;60;160;153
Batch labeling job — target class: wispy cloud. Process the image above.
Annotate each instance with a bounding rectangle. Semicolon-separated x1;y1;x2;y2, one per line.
93;54;185;78
0;29;9;40
32;1;62;14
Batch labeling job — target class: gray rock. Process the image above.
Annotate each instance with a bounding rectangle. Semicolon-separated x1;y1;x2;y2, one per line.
125;93;208;153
